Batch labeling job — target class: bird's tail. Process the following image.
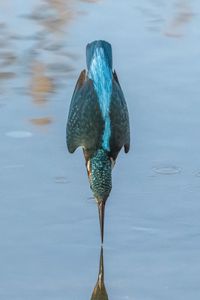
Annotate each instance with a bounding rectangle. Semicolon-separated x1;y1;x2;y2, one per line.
86;40;112;71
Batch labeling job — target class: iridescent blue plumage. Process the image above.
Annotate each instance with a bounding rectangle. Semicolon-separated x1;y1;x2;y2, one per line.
88;44;112;151
66;40;130;243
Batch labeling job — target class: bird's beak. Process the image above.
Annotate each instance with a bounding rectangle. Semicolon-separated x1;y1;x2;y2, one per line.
98;201;105;244
99;246;104;283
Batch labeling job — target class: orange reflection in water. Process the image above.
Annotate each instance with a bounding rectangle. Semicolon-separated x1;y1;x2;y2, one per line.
0;72;15;80
80;0;100;3
30;117;53;126
30;62;54;105
0;0;100;128
0;23;16;90
165;0;193;37
40;0;75;33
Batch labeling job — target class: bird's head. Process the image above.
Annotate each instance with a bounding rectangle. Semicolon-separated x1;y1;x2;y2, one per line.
86;149;113;243
86;40;112;71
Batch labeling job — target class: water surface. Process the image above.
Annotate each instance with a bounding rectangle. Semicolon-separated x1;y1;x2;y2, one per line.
1;0;200;299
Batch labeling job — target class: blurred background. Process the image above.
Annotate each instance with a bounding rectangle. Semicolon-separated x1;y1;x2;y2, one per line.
0;0;200;299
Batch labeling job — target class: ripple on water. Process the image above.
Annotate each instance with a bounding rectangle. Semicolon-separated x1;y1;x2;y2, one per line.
153;165;181;175
54;176;69;184
5;131;33;138
3;164;24;168
195;171;200;178
0;102;5;108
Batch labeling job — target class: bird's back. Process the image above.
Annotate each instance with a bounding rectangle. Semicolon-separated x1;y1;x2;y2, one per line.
87;40;113;152
66;40;130;160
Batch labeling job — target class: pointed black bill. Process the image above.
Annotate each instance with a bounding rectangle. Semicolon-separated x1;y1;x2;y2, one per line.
98;246;104;282
98;202;105;244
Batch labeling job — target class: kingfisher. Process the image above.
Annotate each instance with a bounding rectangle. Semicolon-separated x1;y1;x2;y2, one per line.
90;247;108;300
66;40;130;243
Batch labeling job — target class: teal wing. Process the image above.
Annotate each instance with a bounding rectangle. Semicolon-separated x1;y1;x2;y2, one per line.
109;70;130;160
66;70;104;154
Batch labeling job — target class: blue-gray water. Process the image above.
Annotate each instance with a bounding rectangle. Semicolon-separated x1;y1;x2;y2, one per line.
1;0;200;299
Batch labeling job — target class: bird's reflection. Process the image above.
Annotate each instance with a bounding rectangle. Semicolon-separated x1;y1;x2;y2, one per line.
90;247;109;300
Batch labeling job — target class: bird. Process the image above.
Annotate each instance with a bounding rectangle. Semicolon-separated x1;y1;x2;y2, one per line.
90;247;108;300
66;40;130;243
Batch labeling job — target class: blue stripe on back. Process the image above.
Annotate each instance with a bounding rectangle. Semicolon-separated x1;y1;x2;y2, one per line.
88;47;112;151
